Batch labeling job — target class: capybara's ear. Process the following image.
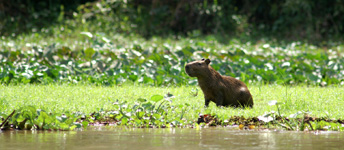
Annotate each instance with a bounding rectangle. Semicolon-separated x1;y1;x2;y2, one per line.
201;58;205;61
205;59;211;64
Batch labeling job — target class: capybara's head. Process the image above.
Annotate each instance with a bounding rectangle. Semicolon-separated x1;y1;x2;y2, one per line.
185;58;211;77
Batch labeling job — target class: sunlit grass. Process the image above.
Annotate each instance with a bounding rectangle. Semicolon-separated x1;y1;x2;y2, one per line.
1;84;343;121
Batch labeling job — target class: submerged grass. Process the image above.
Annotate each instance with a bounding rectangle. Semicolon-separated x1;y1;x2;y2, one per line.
1;84;343;131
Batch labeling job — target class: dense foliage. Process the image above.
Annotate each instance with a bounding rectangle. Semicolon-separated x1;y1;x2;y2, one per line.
2;0;344;40
0;0;95;36
1;33;344;86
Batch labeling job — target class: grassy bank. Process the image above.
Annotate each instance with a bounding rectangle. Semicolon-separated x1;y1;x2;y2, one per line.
1;84;343;130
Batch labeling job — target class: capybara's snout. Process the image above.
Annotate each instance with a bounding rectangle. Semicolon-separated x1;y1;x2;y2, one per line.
185;65;190;71
184;64;194;77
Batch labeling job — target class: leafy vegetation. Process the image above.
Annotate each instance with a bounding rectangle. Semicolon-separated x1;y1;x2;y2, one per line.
1;32;344;86
257;101;344;131
0;108;86;131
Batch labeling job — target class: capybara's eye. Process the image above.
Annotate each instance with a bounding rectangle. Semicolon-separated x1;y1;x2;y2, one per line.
198;63;202;66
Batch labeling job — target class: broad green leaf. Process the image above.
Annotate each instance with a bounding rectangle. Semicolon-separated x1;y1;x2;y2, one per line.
153;114;161;119
121;117;128;125
84;48;95;60
16;115;26;123
59;123;70;130
137;111;145;118
82;121;89;128
80;32;93;38
137;98;147;102
151;95;163;102
73;122;82;128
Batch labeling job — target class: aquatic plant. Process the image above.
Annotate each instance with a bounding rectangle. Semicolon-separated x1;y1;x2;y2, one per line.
257;100;344;131
1;33;343;86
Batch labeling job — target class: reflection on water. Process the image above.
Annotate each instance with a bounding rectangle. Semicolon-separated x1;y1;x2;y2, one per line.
1;127;344;150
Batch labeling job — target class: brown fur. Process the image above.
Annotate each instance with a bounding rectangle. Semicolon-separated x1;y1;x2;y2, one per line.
185;59;253;108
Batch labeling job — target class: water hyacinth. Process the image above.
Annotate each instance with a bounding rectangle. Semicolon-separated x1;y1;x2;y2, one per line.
1;34;344;86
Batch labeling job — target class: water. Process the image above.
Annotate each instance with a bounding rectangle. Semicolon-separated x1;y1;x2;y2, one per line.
1;127;344;150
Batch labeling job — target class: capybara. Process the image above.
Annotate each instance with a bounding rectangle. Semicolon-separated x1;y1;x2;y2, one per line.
185;58;253;108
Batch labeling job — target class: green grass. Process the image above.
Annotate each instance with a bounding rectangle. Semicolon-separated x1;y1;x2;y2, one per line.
1;84;343;120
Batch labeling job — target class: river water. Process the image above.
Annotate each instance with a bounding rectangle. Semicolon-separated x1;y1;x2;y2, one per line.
1;127;344;150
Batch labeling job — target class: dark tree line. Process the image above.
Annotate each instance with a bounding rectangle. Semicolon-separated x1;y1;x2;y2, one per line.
1;0;344;40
